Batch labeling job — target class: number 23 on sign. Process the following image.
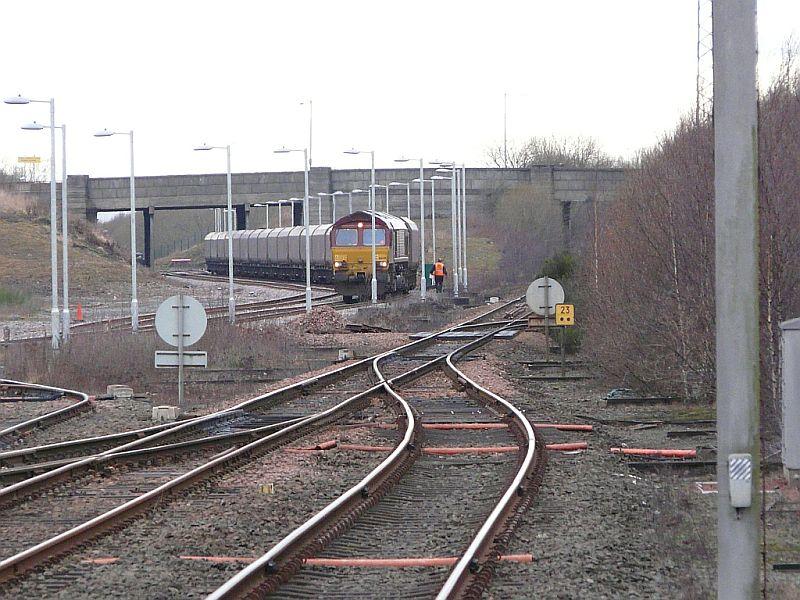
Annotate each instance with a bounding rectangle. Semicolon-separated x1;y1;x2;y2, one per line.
555;303;574;326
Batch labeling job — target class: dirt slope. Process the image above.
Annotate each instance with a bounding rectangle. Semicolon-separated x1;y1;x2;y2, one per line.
0;214;152;297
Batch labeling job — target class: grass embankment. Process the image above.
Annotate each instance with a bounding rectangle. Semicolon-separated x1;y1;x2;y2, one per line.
0;189;156;311
155;242;206;271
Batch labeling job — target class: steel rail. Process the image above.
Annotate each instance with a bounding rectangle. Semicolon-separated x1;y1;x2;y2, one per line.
0;298;518;499
0;419;184;468
0;415;309;485
0;382;383;584
436;322;546;599
206;305;527;599
0;301;522;584
0;380;92;447
162;271;335;293
205;338;431;599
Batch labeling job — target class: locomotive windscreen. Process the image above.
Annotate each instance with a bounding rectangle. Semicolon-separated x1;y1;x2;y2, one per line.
335;229;358;246
363;228;386;245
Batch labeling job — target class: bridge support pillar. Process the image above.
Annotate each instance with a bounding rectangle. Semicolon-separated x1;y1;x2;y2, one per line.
143;207;154;267
235;203;249;230
561;201;572;251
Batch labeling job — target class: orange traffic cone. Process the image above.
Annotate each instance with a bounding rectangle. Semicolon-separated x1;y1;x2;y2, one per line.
76;303;84;322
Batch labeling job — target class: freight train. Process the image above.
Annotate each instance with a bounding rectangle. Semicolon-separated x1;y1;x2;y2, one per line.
204;210;419;301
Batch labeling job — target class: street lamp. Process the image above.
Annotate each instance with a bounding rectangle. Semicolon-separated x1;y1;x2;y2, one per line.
194;143;235;323
94;128;139;332
461;164;468;289
435;164;459;297
23;120;71;342
372;184;390;213
430;175;449;265
289;197;304;226
350;189;368;214
395;157;426;299
275;148;312;312
414;176;442;268
5;95;60;349
388;182;410;218
318;191;344;223
344;149;377;304
435;163;469;291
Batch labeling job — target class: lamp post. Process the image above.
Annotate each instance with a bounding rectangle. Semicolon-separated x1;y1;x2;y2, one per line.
388;182;410;219
435;165;459;297
344;149;377;304
300;99;312;167
289;197;304;226
5;95;60;349
194;144;235;323
22;120;71;342
372;184;390;213
430;175;449;266
350;189;368;214
94;129;139;332
318;191;344;223
460;165;468;290
395;158;426;299
275;148;312;312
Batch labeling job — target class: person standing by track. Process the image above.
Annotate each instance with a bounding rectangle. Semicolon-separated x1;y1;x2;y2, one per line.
432;258;447;293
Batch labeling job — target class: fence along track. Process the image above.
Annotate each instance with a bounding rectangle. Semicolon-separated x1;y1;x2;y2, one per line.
206;312;532;599
0;380;92;449
0;300;521;586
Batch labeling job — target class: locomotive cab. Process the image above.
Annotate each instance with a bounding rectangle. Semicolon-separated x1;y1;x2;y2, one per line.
330;210;418;301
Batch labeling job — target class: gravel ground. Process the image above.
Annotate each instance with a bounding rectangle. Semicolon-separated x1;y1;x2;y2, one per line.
0;447;223;562
456;331;800;599
5;405;398;599
4;397;153;451
0;398;78;434
276;370;519;598
0;273;303;342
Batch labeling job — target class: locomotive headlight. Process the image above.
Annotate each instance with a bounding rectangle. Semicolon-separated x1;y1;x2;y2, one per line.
379;260;388;268
334;261;343;268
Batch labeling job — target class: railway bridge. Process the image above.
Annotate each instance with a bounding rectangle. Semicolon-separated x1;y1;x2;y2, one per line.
3;165;626;266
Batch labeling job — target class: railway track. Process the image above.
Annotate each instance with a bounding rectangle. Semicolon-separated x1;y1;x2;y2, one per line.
209;316;545;599
5;273;338;343
0;381;92;451
0;300;528;596
162;270;334;293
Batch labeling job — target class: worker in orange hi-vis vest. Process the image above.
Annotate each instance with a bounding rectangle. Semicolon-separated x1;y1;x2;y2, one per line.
432;259;447;293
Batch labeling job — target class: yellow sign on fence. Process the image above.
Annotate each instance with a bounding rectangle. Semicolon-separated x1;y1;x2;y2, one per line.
17;156;41;164
555;303;575;326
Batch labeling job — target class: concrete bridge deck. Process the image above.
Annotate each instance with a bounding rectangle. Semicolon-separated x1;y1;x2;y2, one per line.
3;165;626;266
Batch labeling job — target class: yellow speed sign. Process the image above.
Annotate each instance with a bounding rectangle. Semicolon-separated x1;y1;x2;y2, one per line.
555;303;574;326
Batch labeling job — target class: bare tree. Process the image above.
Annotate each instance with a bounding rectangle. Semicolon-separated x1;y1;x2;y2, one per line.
487;135;624;169
582;58;800;434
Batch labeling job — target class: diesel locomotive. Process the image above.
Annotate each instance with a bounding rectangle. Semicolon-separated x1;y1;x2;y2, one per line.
204;210;419;301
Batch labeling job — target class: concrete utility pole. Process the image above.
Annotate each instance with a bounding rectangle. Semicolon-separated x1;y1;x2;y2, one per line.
714;2;761;598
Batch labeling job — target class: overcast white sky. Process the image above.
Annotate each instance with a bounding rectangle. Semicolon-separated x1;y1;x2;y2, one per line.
0;1;797;179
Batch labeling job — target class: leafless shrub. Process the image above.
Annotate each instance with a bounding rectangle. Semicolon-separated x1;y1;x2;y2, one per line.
582;58;800;433
482;184;563;284
1;322;311;405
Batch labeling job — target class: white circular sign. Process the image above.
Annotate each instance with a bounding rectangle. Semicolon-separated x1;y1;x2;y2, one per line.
155;295;208;347
526;277;565;317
